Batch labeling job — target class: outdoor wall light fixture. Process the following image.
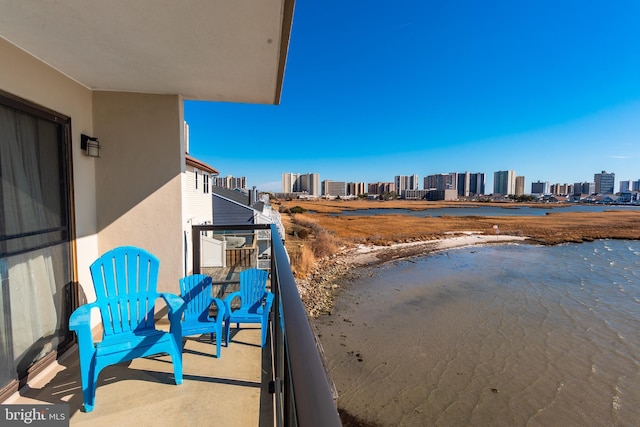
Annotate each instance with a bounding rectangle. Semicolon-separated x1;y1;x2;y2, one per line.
81;134;100;157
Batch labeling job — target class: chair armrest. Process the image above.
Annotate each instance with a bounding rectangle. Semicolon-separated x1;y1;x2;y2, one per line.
264;292;274;313
211;298;227;323
160;293;186;323
223;291;241;314
69;303;99;353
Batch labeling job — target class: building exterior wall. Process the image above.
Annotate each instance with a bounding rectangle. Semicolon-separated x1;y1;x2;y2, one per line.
424;173;455;191
368;182;395;195
182;161;214;277
531;180;550;195
93;91;184;294
346;182;366;196
494;170;516;195
214;175;246;189
594;171;615;194
515;176;525;196
322;180;346;197
394;174;419;194
0;38;99;307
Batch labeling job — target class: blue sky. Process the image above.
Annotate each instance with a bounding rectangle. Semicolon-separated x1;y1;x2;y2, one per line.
185;0;640;193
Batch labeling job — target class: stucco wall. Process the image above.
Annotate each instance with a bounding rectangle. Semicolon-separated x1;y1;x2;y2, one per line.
93;91;185;294
0;38;99;305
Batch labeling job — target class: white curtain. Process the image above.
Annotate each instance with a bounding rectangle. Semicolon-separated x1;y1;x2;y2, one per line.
0;105;59;366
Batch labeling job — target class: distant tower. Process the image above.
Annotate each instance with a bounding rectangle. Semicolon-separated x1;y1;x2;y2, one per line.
515;176;525;196
594;171;615;194
493;170;516;195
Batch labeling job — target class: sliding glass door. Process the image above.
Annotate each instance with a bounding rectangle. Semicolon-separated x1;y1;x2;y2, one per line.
0;93;74;395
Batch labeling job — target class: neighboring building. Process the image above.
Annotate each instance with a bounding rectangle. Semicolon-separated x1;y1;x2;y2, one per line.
468;172;486;196
594;170;615;194
182;149;219;276
214;175;247;190
619;180;633;193
551;183;570;195
212;187;285;270
426;189;458;201
404;189;429;200
515;176;525;196
633;179;640;191
281;172;297;193
394;174;419;197
322;180;346;197
282;172;320;196
368;182;395;195
573;182;595;195
494;170;516;195
346;182;366;196
531;180;550;195
456;171;486;197
424;173;456;191
0;3;294;399
617;191;633;204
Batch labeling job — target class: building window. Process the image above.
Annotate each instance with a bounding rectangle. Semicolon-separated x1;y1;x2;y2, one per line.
203;174;209;194
195;170;198;190
0;91;74;396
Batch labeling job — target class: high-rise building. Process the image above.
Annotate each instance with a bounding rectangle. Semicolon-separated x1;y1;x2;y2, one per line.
573;182;595;195
394;174;419;196
322;180;346;197
551;183;570;195
368;182;395;195
493;170;516;195
515;176;525;196
424;173;456;191
454;172;486;196
594;171;615;194
531;180;550;195
633;180;640;191
619;180;633;193
346;182;366;196
281;172;297;193
281;172;320;196
298;173;320;196
468;172;485;196
213;175;246;190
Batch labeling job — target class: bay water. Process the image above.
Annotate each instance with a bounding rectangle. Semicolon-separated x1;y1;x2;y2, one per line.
315;239;640;426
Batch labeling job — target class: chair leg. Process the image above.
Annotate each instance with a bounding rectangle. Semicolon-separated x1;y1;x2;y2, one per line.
81;362;98;412
167;336;183;385
216;330;222;358
224;322;231;347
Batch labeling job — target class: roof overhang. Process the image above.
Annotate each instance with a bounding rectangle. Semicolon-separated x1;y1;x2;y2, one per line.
0;0;295;104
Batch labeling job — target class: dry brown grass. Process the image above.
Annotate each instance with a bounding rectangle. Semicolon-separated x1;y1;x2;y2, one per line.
282;201;640;274
291;244;315;278
283;211;345;279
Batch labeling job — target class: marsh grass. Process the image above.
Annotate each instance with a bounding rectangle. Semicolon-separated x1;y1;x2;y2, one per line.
282;201;640;275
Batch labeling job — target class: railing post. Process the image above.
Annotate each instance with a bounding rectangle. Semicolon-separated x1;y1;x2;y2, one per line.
192;225;201;274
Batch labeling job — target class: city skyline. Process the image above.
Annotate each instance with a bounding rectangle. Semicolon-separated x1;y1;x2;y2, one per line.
277;169;637;197
185;1;640;193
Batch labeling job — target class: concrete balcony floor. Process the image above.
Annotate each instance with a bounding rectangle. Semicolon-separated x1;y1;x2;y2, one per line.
7;326;271;426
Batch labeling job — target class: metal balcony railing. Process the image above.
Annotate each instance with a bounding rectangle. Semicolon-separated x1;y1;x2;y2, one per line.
192;224;342;427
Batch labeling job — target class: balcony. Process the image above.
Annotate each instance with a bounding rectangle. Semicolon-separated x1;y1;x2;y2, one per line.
6;224;341;426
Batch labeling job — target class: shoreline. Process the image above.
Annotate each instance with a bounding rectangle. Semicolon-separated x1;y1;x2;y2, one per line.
296;232;528;317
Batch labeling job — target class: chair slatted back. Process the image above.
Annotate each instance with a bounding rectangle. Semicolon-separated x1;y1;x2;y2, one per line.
179;274;213;322
239;268;268;313
90;246;160;336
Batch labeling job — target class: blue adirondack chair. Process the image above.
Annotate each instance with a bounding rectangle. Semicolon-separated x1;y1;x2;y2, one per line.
179;274;226;357
224;268;273;347
69;246;185;412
